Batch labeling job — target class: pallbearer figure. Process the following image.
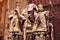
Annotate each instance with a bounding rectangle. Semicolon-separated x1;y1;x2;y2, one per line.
36;4;49;31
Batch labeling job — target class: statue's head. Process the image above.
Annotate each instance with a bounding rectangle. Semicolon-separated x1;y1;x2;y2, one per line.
27;3;38;13
38;4;44;11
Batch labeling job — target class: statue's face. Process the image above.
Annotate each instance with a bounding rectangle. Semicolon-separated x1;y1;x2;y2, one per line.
38;4;43;11
28;11;32;14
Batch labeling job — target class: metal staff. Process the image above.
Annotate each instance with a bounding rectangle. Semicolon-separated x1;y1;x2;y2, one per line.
48;0;54;40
